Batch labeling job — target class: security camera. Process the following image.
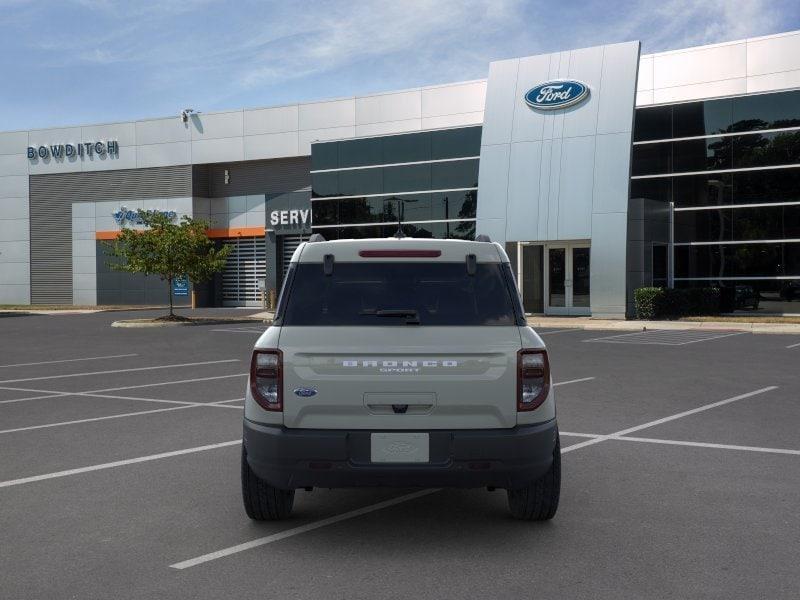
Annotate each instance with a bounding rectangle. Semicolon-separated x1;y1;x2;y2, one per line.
180;108;195;123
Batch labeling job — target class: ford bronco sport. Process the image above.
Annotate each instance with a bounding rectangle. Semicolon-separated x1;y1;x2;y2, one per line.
241;236;560;521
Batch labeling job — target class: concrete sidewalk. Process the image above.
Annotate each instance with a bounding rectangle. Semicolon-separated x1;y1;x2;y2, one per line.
248;311;799;335
526;316;800;335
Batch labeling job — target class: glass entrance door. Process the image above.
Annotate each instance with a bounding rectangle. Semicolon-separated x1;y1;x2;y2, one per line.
548;247;567;310
544;243;590;315
571;246;591;310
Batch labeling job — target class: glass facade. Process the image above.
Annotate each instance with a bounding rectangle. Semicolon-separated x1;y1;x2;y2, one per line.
311;126;480;240
631;89;800;313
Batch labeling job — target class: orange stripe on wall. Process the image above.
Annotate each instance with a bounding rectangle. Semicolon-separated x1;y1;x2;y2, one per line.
207;227;265;238
95;226;266;241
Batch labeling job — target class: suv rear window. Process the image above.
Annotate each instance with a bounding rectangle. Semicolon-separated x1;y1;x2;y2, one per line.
279;262;522;326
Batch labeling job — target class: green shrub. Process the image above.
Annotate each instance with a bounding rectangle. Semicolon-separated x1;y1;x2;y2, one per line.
634;287;664;320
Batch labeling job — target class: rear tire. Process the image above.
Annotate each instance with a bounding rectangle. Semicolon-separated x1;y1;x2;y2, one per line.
507;435;560;521
241;447;295;520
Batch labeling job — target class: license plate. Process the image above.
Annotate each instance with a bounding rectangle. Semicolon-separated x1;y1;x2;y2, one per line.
370;433;429;463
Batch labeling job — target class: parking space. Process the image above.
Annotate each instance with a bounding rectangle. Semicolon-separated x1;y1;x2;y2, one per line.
1;315;799;599
638;385;800;450
583;328;746;345
0;394;172;431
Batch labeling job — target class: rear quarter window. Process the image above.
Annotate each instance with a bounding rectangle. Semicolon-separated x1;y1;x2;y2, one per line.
280;262;522;326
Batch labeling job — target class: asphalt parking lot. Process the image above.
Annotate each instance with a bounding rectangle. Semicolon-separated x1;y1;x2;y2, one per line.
1;310;799;599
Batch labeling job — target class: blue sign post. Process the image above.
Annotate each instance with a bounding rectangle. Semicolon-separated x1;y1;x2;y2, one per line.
173;276;189;297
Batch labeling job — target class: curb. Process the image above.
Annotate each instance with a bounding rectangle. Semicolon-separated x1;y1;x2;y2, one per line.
111;318;271;328
525;319;800;335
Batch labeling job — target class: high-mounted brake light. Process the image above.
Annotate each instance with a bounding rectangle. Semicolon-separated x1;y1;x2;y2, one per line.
250;349;282;411
517;349;550;411
358;250;441;258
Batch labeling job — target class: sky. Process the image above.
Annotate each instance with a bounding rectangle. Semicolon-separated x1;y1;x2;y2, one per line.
1;0;799;131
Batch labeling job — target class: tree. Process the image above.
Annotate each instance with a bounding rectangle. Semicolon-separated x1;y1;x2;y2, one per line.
105;210;231;319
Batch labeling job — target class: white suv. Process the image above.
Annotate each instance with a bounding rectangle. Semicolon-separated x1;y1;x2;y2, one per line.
241;236;560;520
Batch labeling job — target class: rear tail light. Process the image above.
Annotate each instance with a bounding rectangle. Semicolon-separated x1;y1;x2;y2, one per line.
250;349;282;411
517;349;550;411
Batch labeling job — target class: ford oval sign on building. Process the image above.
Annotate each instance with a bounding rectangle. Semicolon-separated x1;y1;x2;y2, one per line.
524;80;589;110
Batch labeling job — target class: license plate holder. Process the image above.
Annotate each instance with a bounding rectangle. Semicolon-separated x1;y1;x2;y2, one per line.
370;433;429;463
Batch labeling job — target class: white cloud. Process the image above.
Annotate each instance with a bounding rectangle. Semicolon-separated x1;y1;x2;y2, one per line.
598;0;785;52
234;0;527;89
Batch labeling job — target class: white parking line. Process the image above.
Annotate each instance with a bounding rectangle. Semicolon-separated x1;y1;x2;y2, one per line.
614;435;800;456
210;398;244;406
0;405;196;434
786;341;800;349
87;373;248;394
553;377;595;387
583;330;745;346
560;431;601;438
0;397;245;435
169;489;440;570
0;385;220;406
0;353;138;369
0;390;68;404
678;332;746;345
0;359;240;385
0;440;242;489
0;383;246;412
76;392;245;409
0;373;248;405
561;430;800;456
561;386;777;453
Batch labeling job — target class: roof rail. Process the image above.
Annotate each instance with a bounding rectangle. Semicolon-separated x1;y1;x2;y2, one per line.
307;233;326;243
475;234;492;243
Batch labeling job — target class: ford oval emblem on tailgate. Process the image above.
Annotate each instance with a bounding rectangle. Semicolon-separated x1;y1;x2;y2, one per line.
293;387;317;397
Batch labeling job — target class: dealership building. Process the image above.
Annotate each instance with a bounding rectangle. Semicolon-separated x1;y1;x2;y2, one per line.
1;29;800;317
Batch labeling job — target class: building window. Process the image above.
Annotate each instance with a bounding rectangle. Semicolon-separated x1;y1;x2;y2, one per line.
631;89;800;311
310;127;481;240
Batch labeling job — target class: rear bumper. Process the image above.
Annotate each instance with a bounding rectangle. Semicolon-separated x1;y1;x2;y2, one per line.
243;419;558;490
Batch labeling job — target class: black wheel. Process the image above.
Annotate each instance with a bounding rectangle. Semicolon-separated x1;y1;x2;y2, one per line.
241;446;295;520
507;435;561;521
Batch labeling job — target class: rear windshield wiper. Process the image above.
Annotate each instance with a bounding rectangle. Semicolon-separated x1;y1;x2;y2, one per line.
359;309;420;324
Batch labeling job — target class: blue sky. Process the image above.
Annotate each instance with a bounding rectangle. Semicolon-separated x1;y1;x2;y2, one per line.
2;0;799;131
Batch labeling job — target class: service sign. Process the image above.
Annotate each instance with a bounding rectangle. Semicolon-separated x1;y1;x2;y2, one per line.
524;80;589;110
269;209;311;228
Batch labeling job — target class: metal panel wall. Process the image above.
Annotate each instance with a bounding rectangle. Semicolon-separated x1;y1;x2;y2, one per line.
636;30;800;106
205;157;311;197
29;165;192;304
29;189;71;304
477;41;640;318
